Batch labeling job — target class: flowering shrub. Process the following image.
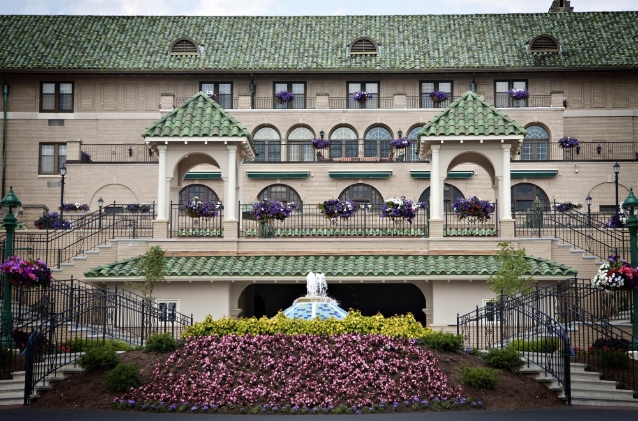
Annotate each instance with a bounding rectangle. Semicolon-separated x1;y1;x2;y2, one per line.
120;333;463;408
605;213;627;228
275;91;294;103
317;198;357;221
34;212;72;229
205;90;216;99
390;137;412;149
380;197;427;225
185;196;223;218
554;201;583;213
558;136;579;149
508;88;529;100
352;91;373;102
451;197;494;222
249;198;296;223
311;138;331;149
183;311;430;339
1;256;52;288
429;91;449;102
59;202;90;212
125;203;152;213
591;255;638;290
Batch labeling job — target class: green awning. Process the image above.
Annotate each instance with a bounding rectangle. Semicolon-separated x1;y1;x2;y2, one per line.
184;172;221;180
511;170;558;178
410;171;474;179
247;171;309;179
329;171;392;179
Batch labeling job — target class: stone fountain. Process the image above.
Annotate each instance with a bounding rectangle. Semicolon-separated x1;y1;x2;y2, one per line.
281;272;348;320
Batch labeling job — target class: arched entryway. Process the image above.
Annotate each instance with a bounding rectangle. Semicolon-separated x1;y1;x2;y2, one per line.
238;283;426;325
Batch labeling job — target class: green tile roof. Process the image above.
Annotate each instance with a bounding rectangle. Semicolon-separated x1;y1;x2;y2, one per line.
417;91;528;138
142;92;256;154
84;254;577;278
0;13;637;71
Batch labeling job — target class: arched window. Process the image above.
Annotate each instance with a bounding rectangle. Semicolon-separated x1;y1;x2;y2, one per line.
522;125;549;161
169;38;199;55
179;184;219;204
364;127;392;158
329;126;358;159
407;126;423;162
253;127;281;162
287;127;314;162
529;35;560;53
349;37;379;55
419;184;465;206
511;183;550;212
258;184;303;207
339;183;384;206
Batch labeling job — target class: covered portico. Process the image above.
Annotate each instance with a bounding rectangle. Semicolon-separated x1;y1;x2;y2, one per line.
143;92;256;238
417;91;527;237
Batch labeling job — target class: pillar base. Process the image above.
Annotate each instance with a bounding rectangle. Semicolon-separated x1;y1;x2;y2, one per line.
223;220;239;240
499;219;515;238
230;308;243;319
152;219;169;239
429;219;444;238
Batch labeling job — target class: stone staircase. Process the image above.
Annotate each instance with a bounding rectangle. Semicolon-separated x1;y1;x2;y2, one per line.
522;357;638;407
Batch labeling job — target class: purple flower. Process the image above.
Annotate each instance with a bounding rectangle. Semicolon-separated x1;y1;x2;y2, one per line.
249;198;296;222
34;212;72;230
275;91;294;103
558;136;579;149
352;91;373;102
317;198;357;221
205;90;216;99
429;91;449;102
380;196;427;224
508;88;529;100
452;196;494;222
390;137;412;149
185;196;223;218
311;138;331;149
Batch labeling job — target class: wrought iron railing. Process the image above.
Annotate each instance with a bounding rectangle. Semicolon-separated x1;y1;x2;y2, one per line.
169;202;224;238
513;141;638;162
444;202;498;237
238;203;429;238
79;144;158;163
328;97;394;109
252;96;315;110
174;96;236;109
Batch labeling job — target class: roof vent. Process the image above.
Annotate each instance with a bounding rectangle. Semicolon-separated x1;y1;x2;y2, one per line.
169;38;200;56
529;34;560;52
548;0;573;13
349;37;379;55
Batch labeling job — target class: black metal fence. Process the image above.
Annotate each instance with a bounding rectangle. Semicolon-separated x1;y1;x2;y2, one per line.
169;202;224;238
79;144;158;163
513;141;638;162
239;203;429;238
444;202;498;237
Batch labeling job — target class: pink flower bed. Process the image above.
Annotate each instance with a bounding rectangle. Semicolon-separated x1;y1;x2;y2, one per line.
123;334;464;408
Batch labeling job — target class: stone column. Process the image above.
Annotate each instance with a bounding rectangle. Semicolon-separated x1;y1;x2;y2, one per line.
224;145;239;239
156;145;168;220
501;144;512;219
429;145;444;237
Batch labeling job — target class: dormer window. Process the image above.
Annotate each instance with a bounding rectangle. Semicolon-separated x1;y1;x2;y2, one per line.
349;37;378;55
169;38;200;56
529;34;560;52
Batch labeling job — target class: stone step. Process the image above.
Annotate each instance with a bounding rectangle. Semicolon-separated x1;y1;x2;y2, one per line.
566;387;636;400
561;396;638;408
0;379;23;392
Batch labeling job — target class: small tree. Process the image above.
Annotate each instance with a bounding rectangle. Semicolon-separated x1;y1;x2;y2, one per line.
487;241;534;296
128;245;167;299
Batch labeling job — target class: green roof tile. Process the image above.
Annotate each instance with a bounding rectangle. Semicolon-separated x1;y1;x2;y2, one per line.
84;254;577;278
142;92;256;154
0;14;637;71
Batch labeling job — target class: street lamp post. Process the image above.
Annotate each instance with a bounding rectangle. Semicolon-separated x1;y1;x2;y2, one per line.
614;162;620;227
1;186;22;347
586;195;592;228
98;197;104;229
621;188;638;350
59;165;67;223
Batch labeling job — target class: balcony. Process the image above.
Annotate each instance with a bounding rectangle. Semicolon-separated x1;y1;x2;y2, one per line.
79;144;159;163
514;141;638;162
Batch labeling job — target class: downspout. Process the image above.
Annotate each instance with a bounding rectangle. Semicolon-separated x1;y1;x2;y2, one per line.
2;83;8;197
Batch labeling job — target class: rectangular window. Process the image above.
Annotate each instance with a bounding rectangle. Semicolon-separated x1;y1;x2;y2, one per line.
495;80;527;108
39;143;67;174
288;143;314;162
156;299;179;322
521;141;548;160
200;82;233;109
253;141;281;162
40;82;74;112
420;81;453;108
364;140;390;158
348;82;379;109
273;82;306;109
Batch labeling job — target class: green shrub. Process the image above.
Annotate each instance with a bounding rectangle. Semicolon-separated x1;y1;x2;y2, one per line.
182;311;431;339
461;365;499;389
507;338;558;353
77;345;118;372
105;363;141;392
145;333;178;353
421;332;464;352
60;338;132;353
484;348;524;372
596;349;630;369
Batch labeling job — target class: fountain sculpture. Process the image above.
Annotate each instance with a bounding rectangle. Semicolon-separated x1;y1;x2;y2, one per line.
281;272;348;320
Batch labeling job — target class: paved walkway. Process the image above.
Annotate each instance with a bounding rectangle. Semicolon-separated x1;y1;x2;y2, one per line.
0;407;637;420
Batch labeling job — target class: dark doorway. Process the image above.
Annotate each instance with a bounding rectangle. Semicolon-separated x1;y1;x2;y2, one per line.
239;283;426;325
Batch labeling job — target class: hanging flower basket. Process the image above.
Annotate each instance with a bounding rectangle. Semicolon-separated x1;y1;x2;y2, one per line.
185;196;223;219
205;90;217;100
59;202;90;212
508;89;529;100
591;255;638;290
34;212;72;230
2;256;52;288
380;196;427;225
554;201;583;213
558;136;579;149
125;203;152;213
311;138;331;149
317;199;357;222
249;198;297;223
352;91;373;102
452;196;494;222
390;137;412;149
275;91;294;104
429;91;449;103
